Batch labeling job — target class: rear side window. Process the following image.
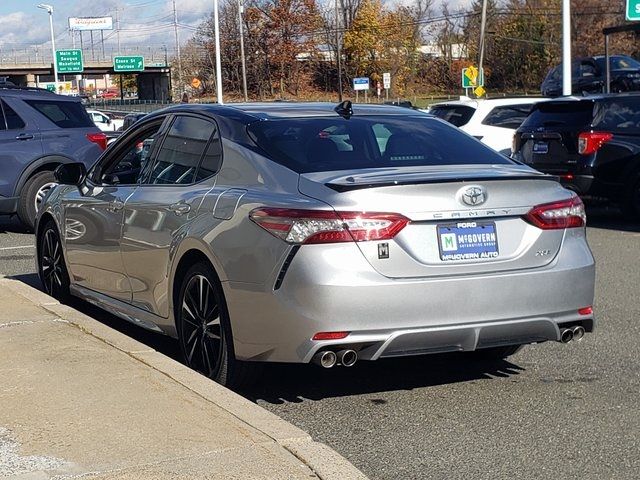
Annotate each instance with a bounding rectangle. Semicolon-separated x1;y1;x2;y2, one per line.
25;100;93;128
147;116;216;185
593;98;640;132
247;116;512;174
0;100;25;130
428;105;475;127
482;104;533;129
520;101;594;129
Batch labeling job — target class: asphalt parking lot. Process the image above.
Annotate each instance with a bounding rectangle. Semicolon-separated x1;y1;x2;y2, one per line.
1;207;638;480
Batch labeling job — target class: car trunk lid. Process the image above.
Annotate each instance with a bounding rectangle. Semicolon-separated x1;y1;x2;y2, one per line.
299;165;571;279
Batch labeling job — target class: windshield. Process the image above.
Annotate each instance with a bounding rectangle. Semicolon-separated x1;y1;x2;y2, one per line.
247;116;512;174
595;56;640;71
520;101;594;129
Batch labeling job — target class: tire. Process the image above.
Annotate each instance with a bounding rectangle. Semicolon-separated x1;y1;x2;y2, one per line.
471;345;523;361
37;219;71;302
17;171;57;230
176;262;255;388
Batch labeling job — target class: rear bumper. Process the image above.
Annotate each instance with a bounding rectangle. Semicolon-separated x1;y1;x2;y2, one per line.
0;196;18;214
224;232;596;363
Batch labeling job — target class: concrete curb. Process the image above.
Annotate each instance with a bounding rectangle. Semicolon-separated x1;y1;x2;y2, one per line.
2;278;368;480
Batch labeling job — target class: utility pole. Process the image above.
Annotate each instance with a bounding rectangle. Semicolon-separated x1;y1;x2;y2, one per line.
115;7;121;54
173;0;182;92
562;0;571;96
477;0;488;93
213;0;223;103
335;0;343;101
238;0;248;102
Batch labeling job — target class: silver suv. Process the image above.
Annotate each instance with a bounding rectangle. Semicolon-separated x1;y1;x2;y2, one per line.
0;86;105;228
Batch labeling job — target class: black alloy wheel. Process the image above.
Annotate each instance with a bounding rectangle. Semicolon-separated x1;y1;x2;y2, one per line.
38;220;70;301
178;265;229;382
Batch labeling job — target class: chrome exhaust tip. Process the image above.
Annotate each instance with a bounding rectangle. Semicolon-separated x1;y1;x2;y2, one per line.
560;328;574;344
337;349;358;367
571;325;585;342
312;350;337;368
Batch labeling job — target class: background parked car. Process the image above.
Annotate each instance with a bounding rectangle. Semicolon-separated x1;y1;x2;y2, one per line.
541;55;640;97
0;85;106;228
428;97;544;155
87;109;124;132
512;93;640;218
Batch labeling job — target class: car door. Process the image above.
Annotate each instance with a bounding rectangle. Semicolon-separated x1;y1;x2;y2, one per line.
0;99;43;201
121;114;223;317
62;118;166;302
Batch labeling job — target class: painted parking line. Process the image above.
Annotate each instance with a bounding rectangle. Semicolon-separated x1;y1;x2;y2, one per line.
0;245;34;252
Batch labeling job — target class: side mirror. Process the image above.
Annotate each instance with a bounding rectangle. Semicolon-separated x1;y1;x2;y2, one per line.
54;163;87;186
107;118;112;125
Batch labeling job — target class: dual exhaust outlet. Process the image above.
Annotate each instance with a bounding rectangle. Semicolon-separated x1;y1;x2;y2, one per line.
312;349;358;368
560;325;585;344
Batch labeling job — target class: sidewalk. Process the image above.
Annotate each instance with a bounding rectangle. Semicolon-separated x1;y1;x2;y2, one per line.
0;278;367;480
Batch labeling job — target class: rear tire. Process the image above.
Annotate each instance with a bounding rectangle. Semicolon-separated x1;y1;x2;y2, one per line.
17;171;57;230
37;219;71;302
175;262;256;388
471;345;523;360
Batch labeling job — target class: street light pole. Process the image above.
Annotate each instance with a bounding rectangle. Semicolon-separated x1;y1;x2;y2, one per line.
37;4;58;93
477;0;488;91
335;0;343;101
213;0;223;104
238;0;248;102
562;0;572;96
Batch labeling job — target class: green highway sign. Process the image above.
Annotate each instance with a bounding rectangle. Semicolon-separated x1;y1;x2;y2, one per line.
627;0;640;20
56;49;83;73
462;66;484;88
114;56;145;72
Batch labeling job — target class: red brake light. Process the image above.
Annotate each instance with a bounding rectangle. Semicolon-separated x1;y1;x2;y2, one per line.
524;196;586;230
312;331;350;341
578;306;593;316
86;132;107;151
249;208;409;244
578;131;612;155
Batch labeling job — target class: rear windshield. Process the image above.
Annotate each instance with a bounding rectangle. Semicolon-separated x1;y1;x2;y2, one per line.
428;105;475;127
247;116;512;174
520;101;594;129
24;100;94;128
595;56;640;71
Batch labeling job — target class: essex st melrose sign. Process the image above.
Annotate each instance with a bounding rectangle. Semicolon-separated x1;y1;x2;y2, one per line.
114;56;145;73
55;49;83;74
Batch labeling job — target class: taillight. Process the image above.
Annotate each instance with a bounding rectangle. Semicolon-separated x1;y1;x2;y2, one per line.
249;208;409;244
312;331;350;340
86;132;107;151
524;196;586;230
578;131;612;155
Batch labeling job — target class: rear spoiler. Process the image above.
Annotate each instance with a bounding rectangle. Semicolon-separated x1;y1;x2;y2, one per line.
325;174;560;192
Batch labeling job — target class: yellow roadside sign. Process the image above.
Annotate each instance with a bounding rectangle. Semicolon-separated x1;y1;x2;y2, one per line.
474;86;486;97
191;77;202;89
465;66;479;86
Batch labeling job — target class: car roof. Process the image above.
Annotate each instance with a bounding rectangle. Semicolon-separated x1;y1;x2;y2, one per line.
430;97;545;109
146;102;428;123
542;92;640;103
0;87;80;101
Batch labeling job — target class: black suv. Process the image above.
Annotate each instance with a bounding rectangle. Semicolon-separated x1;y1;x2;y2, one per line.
0;86;105;228
512;94;640;217
541;55;640;97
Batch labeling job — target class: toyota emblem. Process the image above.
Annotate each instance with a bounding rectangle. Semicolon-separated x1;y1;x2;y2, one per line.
458;185;487;207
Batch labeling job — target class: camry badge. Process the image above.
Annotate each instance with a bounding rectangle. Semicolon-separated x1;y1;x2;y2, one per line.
458;185;487;207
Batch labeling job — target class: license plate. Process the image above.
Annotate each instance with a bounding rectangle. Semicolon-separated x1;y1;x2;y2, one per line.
437;222;499;262
532;141;549;154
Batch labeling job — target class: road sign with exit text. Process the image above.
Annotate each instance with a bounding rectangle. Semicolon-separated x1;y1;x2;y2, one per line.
56;49;83;73
627;0;640;20
114;56;145;72
353;77;370;91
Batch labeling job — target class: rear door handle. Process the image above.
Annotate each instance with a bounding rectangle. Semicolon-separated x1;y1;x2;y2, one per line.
108;199;125;212
15;133;34;140
169;202;191;216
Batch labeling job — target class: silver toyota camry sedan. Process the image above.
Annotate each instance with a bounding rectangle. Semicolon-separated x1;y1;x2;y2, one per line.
36;102;596;386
